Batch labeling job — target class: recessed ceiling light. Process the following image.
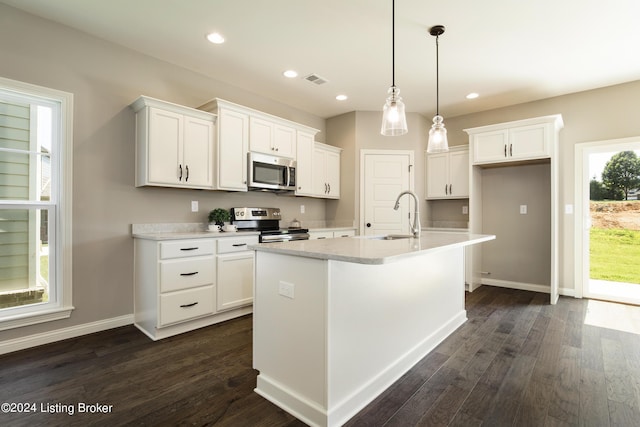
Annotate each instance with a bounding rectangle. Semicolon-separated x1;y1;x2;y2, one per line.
206;32;225;44
283;70;298;78
336;94;348;101
466;92;479;99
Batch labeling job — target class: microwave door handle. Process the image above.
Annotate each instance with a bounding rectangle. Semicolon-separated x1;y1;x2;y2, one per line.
286;166;291;188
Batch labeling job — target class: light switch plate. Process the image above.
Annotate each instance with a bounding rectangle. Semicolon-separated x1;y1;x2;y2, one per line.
278;281;295;299
520;205;527;214
565;204;574;214
191;201;199;212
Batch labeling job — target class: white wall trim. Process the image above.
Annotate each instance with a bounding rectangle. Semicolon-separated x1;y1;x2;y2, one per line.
480;279;576;298
0;314;134;355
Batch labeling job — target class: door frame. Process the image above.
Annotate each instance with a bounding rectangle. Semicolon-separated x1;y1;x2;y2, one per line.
574;136;640;300
359;149;415;235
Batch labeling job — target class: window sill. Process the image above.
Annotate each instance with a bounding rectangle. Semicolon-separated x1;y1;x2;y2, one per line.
0;306;75;332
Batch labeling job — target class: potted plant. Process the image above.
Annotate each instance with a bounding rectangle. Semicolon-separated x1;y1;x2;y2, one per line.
208;208;231;226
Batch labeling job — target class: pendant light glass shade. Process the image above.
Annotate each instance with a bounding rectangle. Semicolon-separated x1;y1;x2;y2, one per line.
381;86;408;136
426;25;448;153
427;114;448;152
381;0;408;136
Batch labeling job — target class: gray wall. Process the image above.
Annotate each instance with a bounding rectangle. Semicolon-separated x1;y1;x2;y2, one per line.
0;4;329;341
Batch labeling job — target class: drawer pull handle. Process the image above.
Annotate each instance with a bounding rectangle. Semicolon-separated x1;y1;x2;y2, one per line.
180;247;199;251
180;302;199;308
232;243;247;247
180;272;198;276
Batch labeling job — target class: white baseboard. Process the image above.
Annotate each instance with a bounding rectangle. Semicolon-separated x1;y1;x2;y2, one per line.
481;279;577;298
0;314;134;355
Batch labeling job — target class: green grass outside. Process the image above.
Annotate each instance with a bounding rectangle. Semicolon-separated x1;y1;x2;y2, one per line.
590;228;640;284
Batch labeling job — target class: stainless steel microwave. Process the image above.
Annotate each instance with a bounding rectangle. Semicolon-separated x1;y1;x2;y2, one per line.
248;152;296;192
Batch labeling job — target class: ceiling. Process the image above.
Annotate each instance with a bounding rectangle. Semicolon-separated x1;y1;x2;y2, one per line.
3;0;640;119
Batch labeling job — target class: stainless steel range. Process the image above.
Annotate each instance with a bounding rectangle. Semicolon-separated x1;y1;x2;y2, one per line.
230;207;310;243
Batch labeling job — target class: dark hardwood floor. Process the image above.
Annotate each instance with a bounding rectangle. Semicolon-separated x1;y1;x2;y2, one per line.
1;286;639;426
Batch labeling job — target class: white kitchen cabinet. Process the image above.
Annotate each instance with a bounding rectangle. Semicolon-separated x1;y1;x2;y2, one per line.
134;235;255;340
131;96;215;189
216;235;258;311
309;228;356;239
313;142;342;199
426;146;469;199
250;116;296;158
469;118;557;165
216;106;249;191
295;131;315;196
465;114;564;304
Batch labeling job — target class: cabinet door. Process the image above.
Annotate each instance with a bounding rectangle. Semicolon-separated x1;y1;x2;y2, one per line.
426;153;449;198
448;150;469;198
217;108;249;191
295;131;314;196
249;117;274;154
325;149;340;199
273;124;296;158
509;124;550;160
216;252;254;311
312;147;327;196
148;108;182;185
183;116;214;188
472;130;509;164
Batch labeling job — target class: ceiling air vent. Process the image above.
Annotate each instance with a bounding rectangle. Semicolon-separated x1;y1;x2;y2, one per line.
304;73;329;85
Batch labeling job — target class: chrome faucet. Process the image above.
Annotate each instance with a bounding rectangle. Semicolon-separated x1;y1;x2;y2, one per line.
393;190;421;238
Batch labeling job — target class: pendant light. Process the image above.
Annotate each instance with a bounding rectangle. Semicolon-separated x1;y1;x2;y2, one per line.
381;0;408;136
427;25;449;153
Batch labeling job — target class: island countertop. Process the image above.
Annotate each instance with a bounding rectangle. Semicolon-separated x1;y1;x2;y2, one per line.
250;231;495;265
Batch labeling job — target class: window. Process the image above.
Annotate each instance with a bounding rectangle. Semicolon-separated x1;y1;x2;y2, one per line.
0;77;73;330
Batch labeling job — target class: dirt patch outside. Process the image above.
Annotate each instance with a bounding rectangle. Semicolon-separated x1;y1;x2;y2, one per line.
590;201;640;230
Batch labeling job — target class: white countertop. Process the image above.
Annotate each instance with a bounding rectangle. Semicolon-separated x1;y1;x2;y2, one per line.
250;231;495;265
132;230;260;241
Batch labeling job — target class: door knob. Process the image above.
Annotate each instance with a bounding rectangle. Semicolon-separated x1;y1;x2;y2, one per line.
366;223;371;227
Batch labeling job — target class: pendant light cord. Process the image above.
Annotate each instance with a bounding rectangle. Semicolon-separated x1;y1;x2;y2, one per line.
391;0;395;87
435;33;439;116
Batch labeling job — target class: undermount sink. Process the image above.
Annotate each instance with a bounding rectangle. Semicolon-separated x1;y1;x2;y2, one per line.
365;234;415;240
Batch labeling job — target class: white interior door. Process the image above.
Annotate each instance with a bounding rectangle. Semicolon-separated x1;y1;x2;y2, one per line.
361;150;414;236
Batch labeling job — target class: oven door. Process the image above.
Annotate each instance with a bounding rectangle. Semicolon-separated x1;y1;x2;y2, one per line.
248;152;296;191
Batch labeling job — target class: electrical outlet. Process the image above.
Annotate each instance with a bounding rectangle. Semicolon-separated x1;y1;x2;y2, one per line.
462;206;469;215
191;201;199;212
300;204;305;214
278;281;295;299
520;205;527;215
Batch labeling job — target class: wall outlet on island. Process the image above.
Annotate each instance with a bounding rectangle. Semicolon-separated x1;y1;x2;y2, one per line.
300;204;305;214
278;281;295;299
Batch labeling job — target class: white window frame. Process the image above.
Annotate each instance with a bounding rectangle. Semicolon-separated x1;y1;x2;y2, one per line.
0;76;73;330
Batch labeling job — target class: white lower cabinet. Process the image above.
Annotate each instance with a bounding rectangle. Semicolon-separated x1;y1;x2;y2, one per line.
309;228;357;239
216;235;257;311
134;235;256;340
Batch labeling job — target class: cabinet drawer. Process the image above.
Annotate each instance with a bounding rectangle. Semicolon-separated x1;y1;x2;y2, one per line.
160;239;215;259
160;257;215;293
217;235;259;253
334;229;356;238
159;285;215;326
309;231;334;240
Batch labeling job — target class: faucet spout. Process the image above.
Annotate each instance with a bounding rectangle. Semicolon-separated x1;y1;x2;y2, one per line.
393;190;421;238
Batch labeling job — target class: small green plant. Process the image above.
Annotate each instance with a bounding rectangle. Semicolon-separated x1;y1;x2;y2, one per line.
208;208;230;225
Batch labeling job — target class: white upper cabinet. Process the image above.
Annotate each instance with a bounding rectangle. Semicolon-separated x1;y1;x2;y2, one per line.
132;96;215;189
313;142;341;199
426;146;469;199
295;131;315;196
216;107;249;191
467;115;563;166
250;117;296;158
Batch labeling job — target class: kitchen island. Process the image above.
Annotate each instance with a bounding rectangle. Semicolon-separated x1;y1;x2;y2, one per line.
251;231;495;427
